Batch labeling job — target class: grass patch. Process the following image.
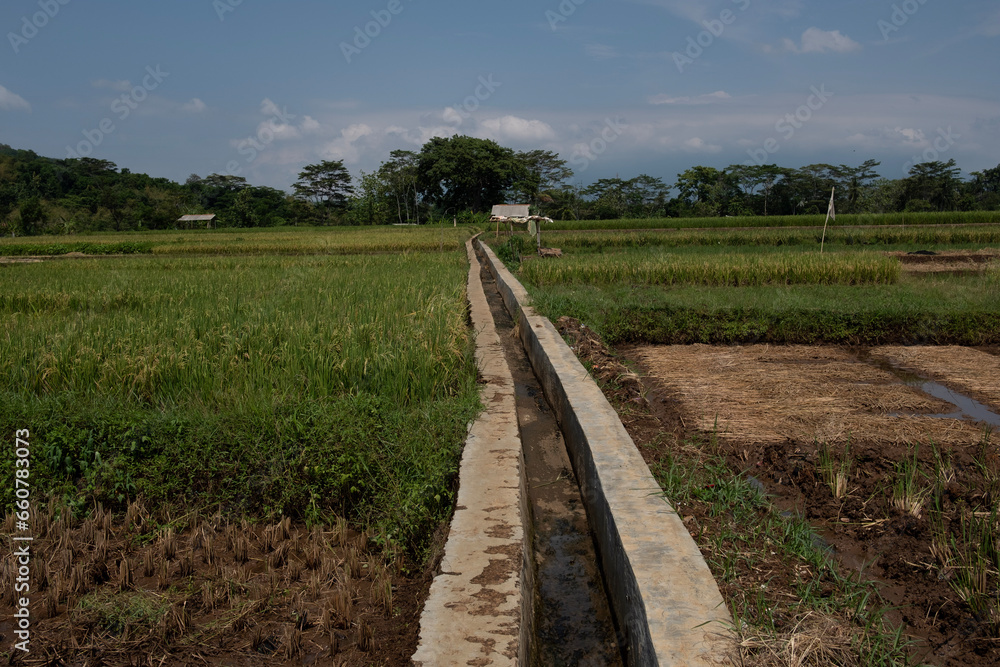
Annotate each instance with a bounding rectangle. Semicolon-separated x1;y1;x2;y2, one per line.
652;435;916;666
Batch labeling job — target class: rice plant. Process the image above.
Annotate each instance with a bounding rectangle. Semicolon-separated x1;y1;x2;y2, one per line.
818;442;852;500
520;249;900;287
0;253;473;408
546;210;999;231
0;225;476;256
549;225;1000;251
891;446;929;518
0;249;481;553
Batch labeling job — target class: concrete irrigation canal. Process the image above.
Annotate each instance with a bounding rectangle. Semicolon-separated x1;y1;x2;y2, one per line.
412;237;732;666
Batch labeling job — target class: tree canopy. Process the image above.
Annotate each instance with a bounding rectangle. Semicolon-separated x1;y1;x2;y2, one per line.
293;159;354;208
1;139;999;235
416;135;529;213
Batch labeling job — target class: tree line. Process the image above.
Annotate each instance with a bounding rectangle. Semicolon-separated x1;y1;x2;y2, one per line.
2;138;998;236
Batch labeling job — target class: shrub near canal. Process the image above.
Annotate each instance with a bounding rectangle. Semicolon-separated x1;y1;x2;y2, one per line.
0;253;479;553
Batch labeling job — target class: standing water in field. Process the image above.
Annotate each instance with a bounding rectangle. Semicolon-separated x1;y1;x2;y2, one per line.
867;357;1000;427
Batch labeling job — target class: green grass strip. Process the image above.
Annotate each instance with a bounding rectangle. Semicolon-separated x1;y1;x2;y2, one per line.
521;251;899;287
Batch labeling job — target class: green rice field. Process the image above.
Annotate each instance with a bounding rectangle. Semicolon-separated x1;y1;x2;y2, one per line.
0;225;473;256
521;249;900;287
0;230;480;554
545;210;1000;230
504;229;1000;346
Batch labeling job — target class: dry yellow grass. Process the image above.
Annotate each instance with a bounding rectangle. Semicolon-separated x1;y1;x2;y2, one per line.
871;346;1000;411
634;344;985;445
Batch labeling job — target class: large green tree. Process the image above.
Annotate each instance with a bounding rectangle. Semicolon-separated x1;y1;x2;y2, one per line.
902;159;962;211
293;159;355;208
416;136;528;213
377;150;421;224
515;149;572;207
966;164;1000;210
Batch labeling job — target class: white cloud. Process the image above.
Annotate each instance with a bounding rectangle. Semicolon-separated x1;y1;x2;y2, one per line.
321;124;375;163
245;100;322;141
763;0;803;19
181;98;207;113
479;116;557;142
0;85;31;112
631;0;709;24
342;124;373;143
981;9;1000;37
781;28;862;54
222;92;1000;192
442;107;464;126
649;91;731;105
260;99;278;116
682;137;723;153
92;79;131;92
630;0;800;23
585;43;619;59
845;126;928;149
300;116;321;133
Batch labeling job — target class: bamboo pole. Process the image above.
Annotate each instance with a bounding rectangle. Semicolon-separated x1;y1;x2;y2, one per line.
821;186;835;254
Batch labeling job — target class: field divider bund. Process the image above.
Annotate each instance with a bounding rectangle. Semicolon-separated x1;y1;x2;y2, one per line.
413;237;533;666
478;239;733;667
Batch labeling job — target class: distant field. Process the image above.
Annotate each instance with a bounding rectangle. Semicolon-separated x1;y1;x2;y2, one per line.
545;210;1000;231
505;232;1000;345
521;249;900;287
546;225;1000;251
0;225;475;256
0;229;479;553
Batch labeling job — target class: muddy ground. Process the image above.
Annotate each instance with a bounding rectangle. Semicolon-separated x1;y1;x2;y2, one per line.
0;501;435;666
894;250;1000;274
556;317;1000;667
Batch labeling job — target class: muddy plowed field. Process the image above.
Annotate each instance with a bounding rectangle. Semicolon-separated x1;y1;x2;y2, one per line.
627;343;1000;666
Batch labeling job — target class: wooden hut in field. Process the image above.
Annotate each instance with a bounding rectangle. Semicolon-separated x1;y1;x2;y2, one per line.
490;204;531;221
176;214;216;229
488;204;559;255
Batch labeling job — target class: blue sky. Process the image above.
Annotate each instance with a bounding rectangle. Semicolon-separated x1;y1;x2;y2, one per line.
1;0;998;192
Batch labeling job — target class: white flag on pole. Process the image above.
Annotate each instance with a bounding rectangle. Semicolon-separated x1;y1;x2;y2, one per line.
827;188;836;221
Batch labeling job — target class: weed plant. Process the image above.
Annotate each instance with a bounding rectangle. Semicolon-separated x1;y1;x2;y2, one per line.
494;234;532;269
652;435;915;666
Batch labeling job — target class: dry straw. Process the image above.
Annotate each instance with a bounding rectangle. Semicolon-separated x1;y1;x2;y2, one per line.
635;344;986;446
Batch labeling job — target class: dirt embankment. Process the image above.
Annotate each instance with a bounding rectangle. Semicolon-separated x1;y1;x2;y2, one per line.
0;501;435;666
556;317;1000;667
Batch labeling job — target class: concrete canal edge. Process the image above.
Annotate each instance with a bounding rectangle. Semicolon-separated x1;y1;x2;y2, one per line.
412;238;534;665
478;239;734;667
